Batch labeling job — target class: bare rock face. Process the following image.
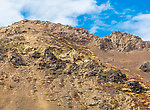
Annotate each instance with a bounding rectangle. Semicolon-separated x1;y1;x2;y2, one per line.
95;31;148;52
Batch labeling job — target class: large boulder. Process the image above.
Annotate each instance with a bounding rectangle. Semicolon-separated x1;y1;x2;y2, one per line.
140;62;150;72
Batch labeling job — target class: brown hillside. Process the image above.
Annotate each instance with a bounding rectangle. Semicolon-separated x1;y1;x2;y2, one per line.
0;20;150;110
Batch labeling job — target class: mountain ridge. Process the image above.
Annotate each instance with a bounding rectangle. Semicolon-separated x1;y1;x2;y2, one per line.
5;19;150;52
0;19;150;110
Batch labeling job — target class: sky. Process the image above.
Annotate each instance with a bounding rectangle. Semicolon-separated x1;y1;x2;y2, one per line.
0;0;150;41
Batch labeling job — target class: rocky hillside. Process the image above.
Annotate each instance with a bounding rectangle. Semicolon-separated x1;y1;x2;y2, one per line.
0;20;150;110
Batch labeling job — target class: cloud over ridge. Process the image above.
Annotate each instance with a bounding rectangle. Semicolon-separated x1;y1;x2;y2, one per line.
0;0;150;41
0;0;111;26
118;14;150;41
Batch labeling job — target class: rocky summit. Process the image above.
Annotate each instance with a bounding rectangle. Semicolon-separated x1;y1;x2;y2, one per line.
0;19;150;110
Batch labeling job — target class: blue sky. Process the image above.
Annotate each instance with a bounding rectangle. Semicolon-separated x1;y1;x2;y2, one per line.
0;0;150;40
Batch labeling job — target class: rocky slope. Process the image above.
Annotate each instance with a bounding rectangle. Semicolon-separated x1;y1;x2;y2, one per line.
0;20;150;110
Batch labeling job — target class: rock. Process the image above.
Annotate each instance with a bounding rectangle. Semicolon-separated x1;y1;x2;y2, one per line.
0;81;4;85
66;96;72;100
140;62;150;72
126;81;145;94
121;88;132;92
66;63;79;74
97;38;113;51
71;91;80;101
98;69;127;83
38;63;46;69
88;88;92;90
12;75;20;83
44;47;57;60
89;103;98;106
0;54;3;61
99;103;114;110
10;54;26;67
93;96;101;101
85;61;99;70
10;84;15;88
67;102;73;108
108;69;127;83
32;51;41;58
38;62;63;71
85;72;97;77
33;89;38;93
0;72;9;80
73;54;82;61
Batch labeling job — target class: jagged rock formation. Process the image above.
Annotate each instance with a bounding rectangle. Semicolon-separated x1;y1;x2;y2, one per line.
0;20;149;110
95;31;150;52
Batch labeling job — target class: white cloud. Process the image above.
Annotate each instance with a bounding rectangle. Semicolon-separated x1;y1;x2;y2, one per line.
89;19;111;34
0;0;23;26
0;0;111;26
111;20;117;24
88;0;112;34
89;19;110;35
118;13;150;41
89;25;99;33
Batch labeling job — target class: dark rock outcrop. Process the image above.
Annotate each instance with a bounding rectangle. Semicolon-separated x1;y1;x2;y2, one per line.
98;69;127;83
126;81;145;94
10;54;26;67
140;62;150;72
